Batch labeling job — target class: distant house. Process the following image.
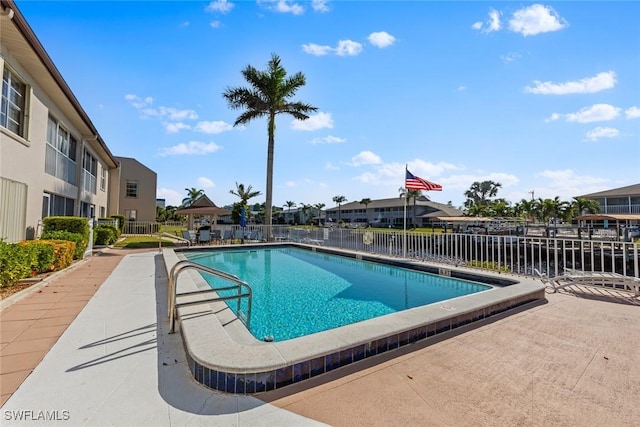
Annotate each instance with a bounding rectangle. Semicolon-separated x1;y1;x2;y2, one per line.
1;0;119;242
324;197;463;227
109;157;157;222
579;183;640;215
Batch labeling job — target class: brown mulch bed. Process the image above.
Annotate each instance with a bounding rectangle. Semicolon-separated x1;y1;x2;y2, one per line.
0;271;57;300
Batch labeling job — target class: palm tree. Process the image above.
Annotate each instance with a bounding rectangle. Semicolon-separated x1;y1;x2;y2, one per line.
300;203;312;225
222;53;318;237
182;188;204;207
229;182;262;223
464;180;502;209
314;202;325;226
284;200;296;224
359;198;372;226
570;197;601;220
229;182;262;205
399;188;424;227
332;195;347;223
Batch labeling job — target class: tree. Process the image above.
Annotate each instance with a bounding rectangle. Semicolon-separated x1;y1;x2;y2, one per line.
229;182;262;224
570;197;601;219
314;202;325;226
464;180;502;214
399;188;424;228
300;203;312;225
359;198;372;226
222;53;318;237
332;195;347;223
182;188;204;207
284;201;296;224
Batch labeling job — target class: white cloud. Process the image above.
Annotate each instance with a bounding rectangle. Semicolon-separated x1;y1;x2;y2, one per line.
368;31;396;48
284;181;297;188
259;0;304;15
350;151;382;167
157;188;183;207
472;9;501;34
457;85;467;92
158;141;222;156
124;94;153;109
125;95;199;123
302;43;333;56
335;40;363;56
626;106;640;119
291;112;334;131
205;0;234;14
525;71;616;95
585;127;620;141
501;52;521;63
311;0;329;13
509;4;568;36
196;177;215;188
194;120;234;134
179;21;190;28
164;122;190;133
310;135;345;144
210;21;222;28
325;162;339;170
564;104;621;123
533;169;609;200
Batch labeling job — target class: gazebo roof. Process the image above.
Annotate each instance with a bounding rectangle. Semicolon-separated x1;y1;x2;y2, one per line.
175;195;231;216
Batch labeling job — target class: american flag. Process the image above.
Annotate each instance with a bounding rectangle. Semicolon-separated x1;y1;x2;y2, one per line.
405;170;442;191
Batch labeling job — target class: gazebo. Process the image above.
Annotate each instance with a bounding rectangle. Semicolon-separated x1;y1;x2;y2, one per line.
175;195;231;230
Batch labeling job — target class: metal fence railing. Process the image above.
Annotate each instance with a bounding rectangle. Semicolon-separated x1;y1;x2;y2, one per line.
127;223;639;280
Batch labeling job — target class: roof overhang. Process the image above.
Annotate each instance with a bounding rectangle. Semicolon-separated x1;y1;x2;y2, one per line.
1;0;118;168
577;214;640;221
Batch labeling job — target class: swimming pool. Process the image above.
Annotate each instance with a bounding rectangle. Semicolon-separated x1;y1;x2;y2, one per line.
186;247;490;341
166;244;546;394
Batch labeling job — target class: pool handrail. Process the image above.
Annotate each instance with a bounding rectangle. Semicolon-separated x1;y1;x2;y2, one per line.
168;259;252;334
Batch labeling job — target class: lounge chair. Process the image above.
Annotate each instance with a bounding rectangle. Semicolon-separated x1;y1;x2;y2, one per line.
222;229;233;244
211;229;222;244
543;270;639;296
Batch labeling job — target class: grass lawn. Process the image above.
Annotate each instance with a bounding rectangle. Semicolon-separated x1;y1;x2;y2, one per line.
114;236;178;249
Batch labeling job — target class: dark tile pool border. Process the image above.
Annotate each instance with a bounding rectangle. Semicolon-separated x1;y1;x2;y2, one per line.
167;243;546;395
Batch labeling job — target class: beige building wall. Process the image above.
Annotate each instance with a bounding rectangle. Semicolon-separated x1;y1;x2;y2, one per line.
113;156;157;222
1;1;118;241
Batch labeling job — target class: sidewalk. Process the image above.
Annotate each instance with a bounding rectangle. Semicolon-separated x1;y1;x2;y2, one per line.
1;247;639;426
1;249;131;406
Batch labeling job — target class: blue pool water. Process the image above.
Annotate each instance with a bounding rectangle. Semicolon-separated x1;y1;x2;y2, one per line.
186;247;490;342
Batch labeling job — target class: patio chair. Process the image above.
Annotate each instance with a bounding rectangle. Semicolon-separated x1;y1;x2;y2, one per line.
211;229;222;244
222;229;233;244
181;230;196;245
198;229;212;245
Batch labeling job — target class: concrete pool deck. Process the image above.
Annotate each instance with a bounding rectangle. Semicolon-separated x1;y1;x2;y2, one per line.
1;247;639;426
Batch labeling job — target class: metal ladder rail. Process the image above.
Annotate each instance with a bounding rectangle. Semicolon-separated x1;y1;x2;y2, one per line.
168;260;252;333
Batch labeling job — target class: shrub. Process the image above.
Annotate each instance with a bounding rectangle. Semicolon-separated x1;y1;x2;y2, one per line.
23;240;56;273
0;240;32;287
41;230;85;260
94;225;117;245
111;215;125;236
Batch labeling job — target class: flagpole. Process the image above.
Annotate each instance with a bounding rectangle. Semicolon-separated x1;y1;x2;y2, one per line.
403;164;407;258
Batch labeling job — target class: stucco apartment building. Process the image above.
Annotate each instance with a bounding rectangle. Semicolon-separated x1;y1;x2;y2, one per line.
110;156;157;222
1;1;156;242
324;197;463;227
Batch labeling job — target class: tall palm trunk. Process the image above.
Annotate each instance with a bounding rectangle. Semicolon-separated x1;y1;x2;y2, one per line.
265;113;276;239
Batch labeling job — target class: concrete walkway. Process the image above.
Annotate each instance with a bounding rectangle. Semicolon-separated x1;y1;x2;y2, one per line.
1;247;639;426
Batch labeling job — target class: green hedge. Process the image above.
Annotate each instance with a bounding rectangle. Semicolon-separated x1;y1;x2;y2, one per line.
42;216;89;259
0;240;74;287
94;225;118;245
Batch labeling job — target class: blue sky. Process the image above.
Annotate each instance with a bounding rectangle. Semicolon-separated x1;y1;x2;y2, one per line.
16;1;640;209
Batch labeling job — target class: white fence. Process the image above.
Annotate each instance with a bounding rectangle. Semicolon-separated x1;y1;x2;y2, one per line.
125;223;639;279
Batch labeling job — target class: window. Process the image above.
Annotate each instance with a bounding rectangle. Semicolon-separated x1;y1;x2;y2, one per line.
1;66;27;137
82;149;98;194
45;116;78;185
100;166;106;191
126;181;138;198
80;201;95;218
43;192;75;217
125;209;137;221
99;206;106;218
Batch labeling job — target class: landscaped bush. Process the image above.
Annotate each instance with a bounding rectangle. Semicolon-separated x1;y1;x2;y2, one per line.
94;225;117;245
41;230;85;260
42;216;89;259
0;240;33;287
23;240;56;273
45;240;75;270
111;215;125;236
